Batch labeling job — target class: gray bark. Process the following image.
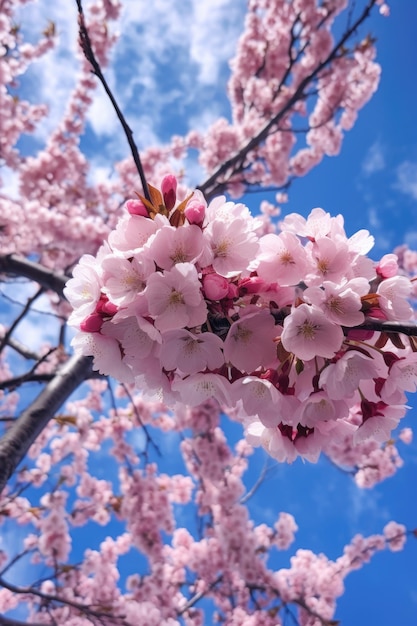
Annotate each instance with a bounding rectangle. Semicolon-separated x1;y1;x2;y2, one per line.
0;354;93;494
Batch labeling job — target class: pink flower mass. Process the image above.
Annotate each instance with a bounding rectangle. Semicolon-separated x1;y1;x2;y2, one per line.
65;172;415;466
1;1;415;625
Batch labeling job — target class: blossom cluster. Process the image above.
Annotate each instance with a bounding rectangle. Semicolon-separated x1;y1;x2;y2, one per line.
65;175;416;463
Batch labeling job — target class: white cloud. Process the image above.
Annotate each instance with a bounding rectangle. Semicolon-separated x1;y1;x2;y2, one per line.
0;167;20;200
346;482;386;528
395;160;417;200
9;0;245;163
190;0;246;85
1;281;61;352
404;229;417;250
362;141;385;176
115;0;244;134
13;1;81;143
365;207;391;254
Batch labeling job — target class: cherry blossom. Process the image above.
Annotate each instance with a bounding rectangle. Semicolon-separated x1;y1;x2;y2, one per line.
146;263;208;332
0;2;413;624
280;303;344;360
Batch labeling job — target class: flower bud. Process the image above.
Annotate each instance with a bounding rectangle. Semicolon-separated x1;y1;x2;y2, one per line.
203;273;229;300
184;197;206;225
161;174;177;211
96;294;118;316
238;276;266;295
126;199;148;217
376;253;398;278
80;313;103;333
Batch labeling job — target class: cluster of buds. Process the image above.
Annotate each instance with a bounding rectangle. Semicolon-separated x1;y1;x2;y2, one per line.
65;175;416;462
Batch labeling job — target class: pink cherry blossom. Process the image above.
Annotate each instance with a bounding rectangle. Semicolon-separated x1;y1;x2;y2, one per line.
184;191;206;224
101;253;152;305
306;237;351;285
202;272;230;300
71;326;134;383
145;263;207;332
319;350;382;400
148;223;205;269
172;372;231;406
256;231;309;286
303;278;369;326
159;329;225;374
223;308;279;372
203;218;259;278
376;275;413;320
64;254;102;325
376;253;398;278
231;376;285;427
281;303;344;361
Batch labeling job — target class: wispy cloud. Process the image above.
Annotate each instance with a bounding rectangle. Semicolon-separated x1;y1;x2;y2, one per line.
362;140;385;176
11;1;245;168
13;1;80;143
190;0;246;85
395;160;417;201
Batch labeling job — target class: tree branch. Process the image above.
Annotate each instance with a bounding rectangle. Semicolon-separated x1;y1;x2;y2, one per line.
0;287;45;355
0;574;127;624
3;336;42;361
76;0;150;203
197;0;377;199
0;255;68;297
0;354;93;495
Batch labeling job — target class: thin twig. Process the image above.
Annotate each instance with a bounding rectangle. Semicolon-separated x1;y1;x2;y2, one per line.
0;287;44;353
0;255;68;296
0;348;57;391
240;457;272;504
0;575;127;624
1;336;42;361
76;0;150;202
0;354;94;494
197;0;377;199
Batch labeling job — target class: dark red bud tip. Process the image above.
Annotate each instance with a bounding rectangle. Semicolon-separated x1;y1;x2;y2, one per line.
161;175;177;211
80;313;103;333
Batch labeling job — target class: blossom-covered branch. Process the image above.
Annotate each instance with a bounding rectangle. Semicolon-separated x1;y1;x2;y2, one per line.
66;174;417;465
0;354;93;494
198;0;380;198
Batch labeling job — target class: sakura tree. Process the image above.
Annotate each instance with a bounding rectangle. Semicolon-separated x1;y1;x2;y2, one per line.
0;0;416;625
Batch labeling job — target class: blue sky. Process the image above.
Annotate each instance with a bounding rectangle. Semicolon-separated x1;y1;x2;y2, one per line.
3;0;417;623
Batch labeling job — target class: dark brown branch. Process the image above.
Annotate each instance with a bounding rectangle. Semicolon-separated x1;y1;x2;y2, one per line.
0;348;58;390
0;575;127;624
350;320;417;336
76;0;150;203
0;373;55;391
3;336;42;361
270;309;417;337
0;287;44;353
197;0;377;199
0;354;93;495
0;254;68;297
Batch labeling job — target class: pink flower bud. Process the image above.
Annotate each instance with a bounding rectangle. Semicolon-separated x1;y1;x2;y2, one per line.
184;198;206;224
161;174;177;211
376;254;398;278
238;276;266;295
125;199;148;217
96;294;118;316
80;313;103;333
202;273;229;300
227;283;239;299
